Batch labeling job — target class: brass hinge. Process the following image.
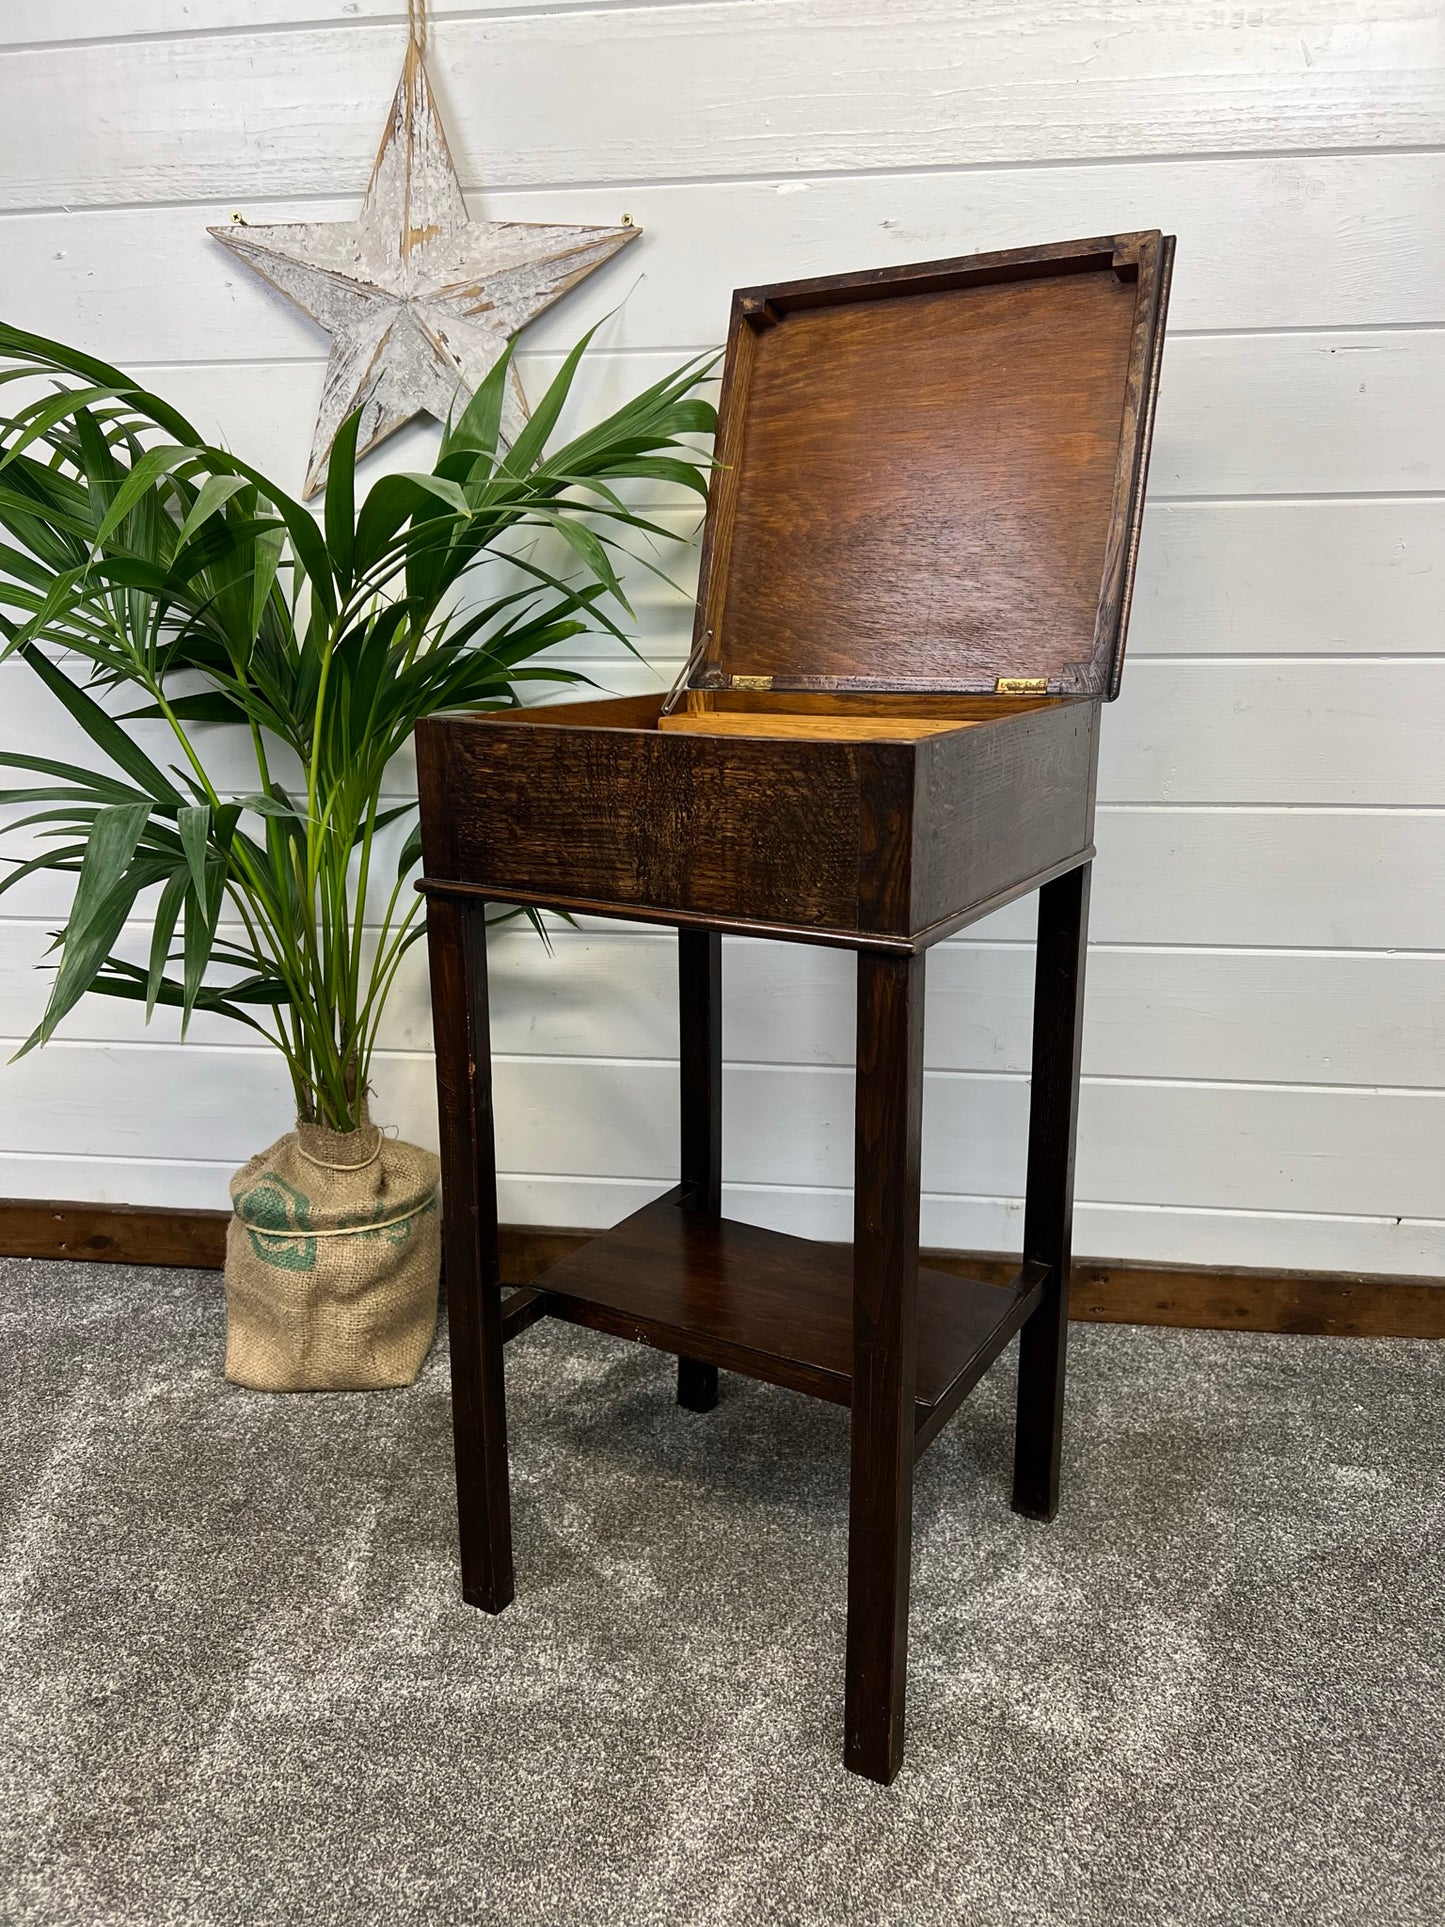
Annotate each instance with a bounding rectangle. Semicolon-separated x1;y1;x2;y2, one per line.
730;675;773;691
995;676;1049;695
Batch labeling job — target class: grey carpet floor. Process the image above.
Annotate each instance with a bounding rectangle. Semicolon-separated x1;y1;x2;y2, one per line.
1;1256;1442;1927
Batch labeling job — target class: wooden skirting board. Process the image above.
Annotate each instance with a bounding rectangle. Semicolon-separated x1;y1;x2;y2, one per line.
0;1196;1439;1338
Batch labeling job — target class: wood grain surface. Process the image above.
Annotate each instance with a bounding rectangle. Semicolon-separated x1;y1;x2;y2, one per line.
657;713;977;742
695;241;1163;697
422;692;1098;943
4;3;1438;208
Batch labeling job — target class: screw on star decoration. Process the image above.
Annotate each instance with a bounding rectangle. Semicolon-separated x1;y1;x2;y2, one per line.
209;33;638;499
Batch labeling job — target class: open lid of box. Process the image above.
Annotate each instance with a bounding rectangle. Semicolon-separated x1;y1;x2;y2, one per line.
687;231;1174;703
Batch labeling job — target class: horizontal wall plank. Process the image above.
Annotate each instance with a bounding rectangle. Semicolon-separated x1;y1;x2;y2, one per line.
491;1180;1445;1278
1100;661;1445;806
0;1154;240;1213
13;151;1445;358
485;1063;1445;1219
3;2;1439;211
1148;330;1445;498
0;0;585;45
811;808;1445;952
1130;500;1445;657
4;920;1441;1089
481;934;1445;1089
0;1043;1441;1219
1084;809;1445;950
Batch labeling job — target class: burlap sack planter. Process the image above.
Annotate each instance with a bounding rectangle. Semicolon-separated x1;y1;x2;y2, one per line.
225;1102;440;1391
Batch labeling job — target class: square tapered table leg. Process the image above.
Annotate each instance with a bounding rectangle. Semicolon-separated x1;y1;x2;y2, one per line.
845;949;925;1783
428;899;514;1612
677;928;723;1412
1012;862;1091;1522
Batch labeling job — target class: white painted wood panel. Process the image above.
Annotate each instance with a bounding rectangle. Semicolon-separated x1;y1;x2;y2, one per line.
492;1063;1445;1221
483;936;1445;1090
1085;810;1445;950
0;0;594;45
0;0;1440;1281
928;810;1445;951
2;1042;1440;1221
1148;331;1445;499
492;1181;1445;1278
5;919;1441;1089
0;1152;256;1211
3;3;1440;211
1100;662;1445;806
1131;501;1445;657
11;151;1445;360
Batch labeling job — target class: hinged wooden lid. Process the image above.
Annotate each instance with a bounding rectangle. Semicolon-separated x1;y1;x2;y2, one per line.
689;231;1174;701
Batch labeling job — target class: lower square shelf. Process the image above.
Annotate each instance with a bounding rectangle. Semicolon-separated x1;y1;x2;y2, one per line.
516;1194;1046;1452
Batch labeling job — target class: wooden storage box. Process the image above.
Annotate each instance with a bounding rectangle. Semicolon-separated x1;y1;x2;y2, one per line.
421;688;1098;945
419;232;1170;946
417;231;1175;1784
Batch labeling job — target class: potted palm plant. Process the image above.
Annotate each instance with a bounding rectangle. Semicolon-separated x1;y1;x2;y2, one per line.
0;323;714;1389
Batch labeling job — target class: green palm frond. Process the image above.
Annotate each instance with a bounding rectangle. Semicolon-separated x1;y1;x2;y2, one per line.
0;324;717;1128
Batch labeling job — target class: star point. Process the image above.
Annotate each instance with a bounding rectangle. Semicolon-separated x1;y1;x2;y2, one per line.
210;37;639;498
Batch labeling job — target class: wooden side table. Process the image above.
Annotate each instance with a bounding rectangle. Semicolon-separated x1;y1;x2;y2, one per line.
418;233;1174;1783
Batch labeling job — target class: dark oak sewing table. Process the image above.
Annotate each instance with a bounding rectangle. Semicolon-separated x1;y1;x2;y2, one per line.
417;231;1174;1782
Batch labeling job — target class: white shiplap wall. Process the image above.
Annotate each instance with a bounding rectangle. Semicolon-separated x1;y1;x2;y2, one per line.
1;0;1443;1276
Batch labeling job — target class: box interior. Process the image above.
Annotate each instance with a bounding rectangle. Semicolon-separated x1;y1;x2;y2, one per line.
478;689;1064;743
655;688;1053;742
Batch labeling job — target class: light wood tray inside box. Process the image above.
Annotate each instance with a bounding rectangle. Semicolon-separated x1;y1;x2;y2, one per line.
656;711;980;742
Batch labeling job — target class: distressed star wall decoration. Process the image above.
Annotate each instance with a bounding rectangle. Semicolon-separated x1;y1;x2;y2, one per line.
210;33;639;498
